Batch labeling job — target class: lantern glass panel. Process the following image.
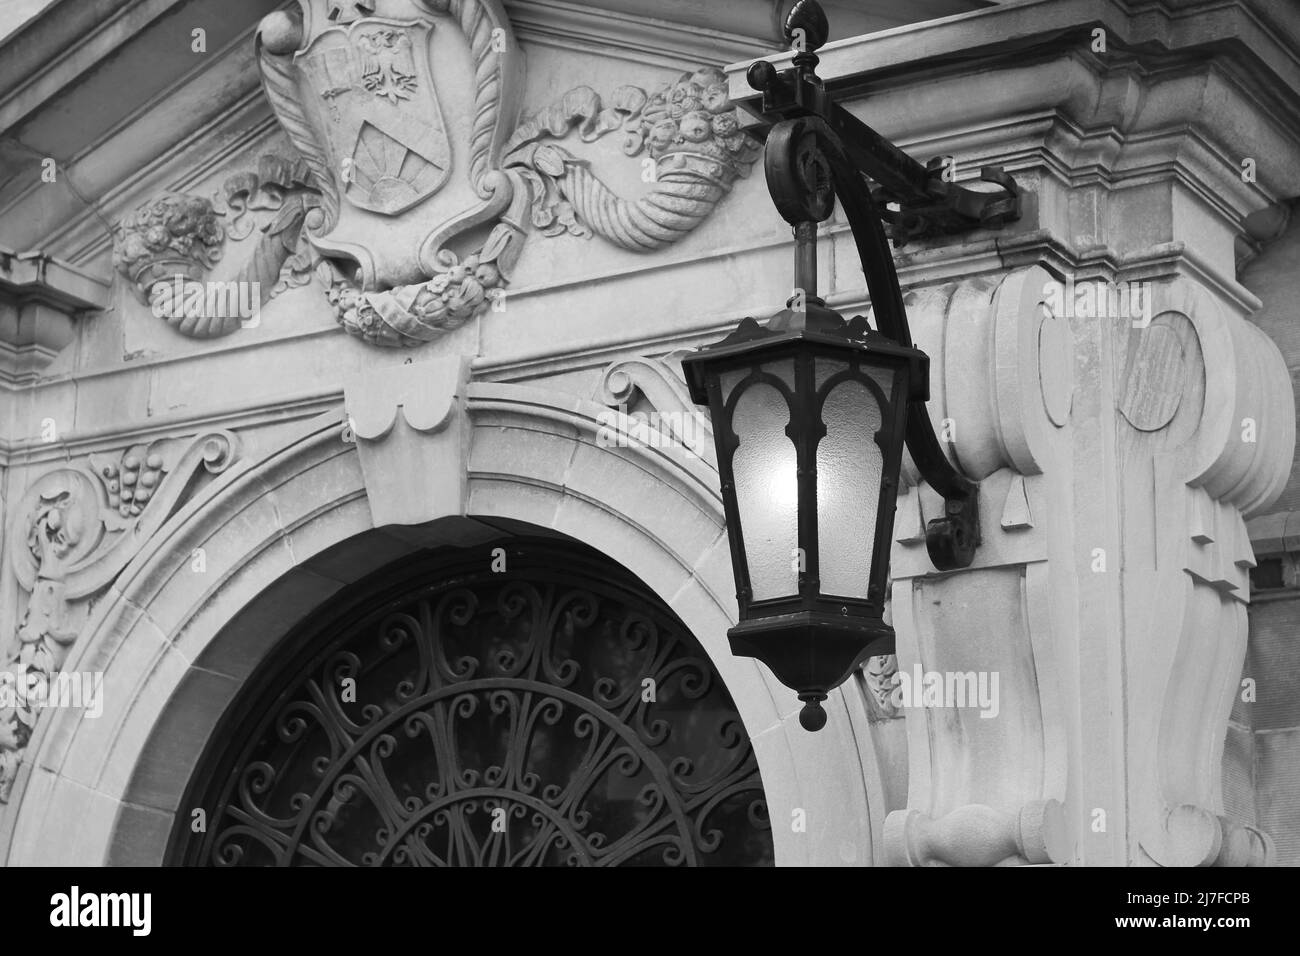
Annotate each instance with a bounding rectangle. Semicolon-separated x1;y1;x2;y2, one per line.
816;361;893;599
721;359;798;602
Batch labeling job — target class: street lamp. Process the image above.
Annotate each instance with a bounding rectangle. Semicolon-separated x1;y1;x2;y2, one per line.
683;0;1019;730
682;296;925;732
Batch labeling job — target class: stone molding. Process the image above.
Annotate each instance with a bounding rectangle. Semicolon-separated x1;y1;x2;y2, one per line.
0;249;111;386
503;0;777;71
2;367;887;867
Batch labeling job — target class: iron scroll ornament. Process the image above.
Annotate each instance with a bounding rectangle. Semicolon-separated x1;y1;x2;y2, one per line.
168;541;773;867
762;114;981;569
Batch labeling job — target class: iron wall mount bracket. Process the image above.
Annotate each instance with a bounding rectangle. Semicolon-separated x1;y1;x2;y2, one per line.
741;1;1020;249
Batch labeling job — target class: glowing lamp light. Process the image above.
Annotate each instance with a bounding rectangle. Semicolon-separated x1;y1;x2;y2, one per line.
682;300;926;730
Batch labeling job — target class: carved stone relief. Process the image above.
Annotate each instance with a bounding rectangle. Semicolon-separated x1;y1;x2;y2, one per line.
595;352;713;459
503;68;761;251
881;266;1291;866
0;432;239;802
111;1;760;348
112;156;323;338
861;654;901;722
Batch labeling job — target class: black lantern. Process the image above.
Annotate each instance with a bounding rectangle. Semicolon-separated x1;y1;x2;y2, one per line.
683;301;925;730
683;0;1014;730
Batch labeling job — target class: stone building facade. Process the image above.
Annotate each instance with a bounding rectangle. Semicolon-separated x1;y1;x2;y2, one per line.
0;0;1297;866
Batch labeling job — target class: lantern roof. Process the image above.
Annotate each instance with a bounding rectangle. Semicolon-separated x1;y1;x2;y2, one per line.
682;297;928;406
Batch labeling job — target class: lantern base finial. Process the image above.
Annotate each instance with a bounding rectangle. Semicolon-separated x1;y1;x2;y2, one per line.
799;695;828;732
727;611;892;733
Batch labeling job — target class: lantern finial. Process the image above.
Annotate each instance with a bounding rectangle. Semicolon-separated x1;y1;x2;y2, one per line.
799;696;827;732
784;0;829;52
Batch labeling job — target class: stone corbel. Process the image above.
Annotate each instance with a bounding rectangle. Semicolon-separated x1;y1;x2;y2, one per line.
0;248;110;384
1123;277;1291;867
879;264;1292;867
883;265;1075;866
343;355;473;527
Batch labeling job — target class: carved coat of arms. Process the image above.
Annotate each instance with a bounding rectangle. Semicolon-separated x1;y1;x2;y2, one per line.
258;0;526;309
300;19;451;216
114;0;761;347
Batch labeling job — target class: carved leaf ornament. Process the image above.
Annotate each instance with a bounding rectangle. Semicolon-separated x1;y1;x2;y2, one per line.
111;0;760;347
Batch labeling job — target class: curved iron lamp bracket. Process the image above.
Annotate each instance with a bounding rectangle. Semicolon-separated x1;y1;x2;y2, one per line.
751;30;986;569
741;2;1021;250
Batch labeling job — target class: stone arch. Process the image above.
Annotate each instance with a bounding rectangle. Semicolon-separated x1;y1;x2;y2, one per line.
5;380;887;866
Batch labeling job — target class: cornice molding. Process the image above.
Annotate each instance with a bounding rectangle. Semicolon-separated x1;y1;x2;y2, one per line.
505;0;778;71
727;0;1300;104
0;14;272;259
0;0;189;130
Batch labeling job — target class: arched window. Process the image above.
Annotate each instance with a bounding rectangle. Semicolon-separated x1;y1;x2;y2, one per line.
168;537;773;866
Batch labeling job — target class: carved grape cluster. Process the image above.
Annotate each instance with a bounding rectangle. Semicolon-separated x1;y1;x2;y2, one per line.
633;67;760;168
99;452;165;518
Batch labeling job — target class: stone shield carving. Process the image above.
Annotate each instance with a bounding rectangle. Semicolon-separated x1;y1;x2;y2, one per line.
245;1;760;348
299;18;453;216
257;0;527;345
0;432;240;802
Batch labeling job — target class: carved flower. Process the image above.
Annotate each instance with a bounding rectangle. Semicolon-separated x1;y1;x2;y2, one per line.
668;97;701;120
0;712;19;753
336;285;361;311
647;118;678;153
679;110;713;144
196;217;223;246
25;494;82;567
114;194;225;278
704;89;732;116
628;69;759;167
711;111;739;138
690;67;727;90
412;291;447;323
723;131;758;159
120;234;149;261
166;203;197;236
